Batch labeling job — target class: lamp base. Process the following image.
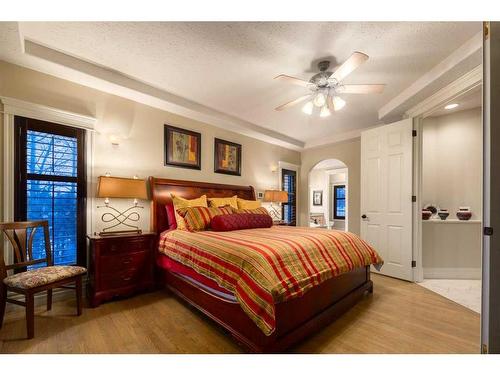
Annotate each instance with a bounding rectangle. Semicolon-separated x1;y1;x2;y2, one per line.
97;229;143;237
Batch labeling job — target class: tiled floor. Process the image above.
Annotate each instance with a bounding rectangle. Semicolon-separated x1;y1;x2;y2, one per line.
417;279;481;313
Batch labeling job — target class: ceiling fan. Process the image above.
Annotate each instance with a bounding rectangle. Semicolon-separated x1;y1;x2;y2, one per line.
274;52;385;117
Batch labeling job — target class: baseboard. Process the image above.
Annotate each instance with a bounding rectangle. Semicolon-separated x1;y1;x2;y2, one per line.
423;267;481;280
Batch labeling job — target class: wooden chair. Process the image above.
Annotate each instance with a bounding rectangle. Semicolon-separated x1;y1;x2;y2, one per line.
0;220;87;339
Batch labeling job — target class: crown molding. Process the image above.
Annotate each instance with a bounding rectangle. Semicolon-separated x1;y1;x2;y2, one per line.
0;96;96;130
405;65;482;118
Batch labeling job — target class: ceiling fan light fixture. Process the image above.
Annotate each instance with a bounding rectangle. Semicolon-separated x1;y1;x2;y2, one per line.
302;101;314;115
313;92;327;107
332;96;346;111
320;105;331;118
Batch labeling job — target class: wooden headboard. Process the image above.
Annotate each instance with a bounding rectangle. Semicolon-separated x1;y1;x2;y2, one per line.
149;177;256;234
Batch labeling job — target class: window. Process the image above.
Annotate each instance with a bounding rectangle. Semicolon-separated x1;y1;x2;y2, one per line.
15;117;86;266
333;185;346;220
281;168;297;226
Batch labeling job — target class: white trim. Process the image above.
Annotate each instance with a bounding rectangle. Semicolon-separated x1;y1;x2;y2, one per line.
405;65;482;118
379;32;483;120
412;117;424;282
0;96;96;131
2;112;15;266
423;267;482;280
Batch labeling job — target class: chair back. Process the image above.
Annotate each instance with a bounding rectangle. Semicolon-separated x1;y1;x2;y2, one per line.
0;220;52;281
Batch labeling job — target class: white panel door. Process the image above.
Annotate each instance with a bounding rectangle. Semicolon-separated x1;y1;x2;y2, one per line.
361;119;413;281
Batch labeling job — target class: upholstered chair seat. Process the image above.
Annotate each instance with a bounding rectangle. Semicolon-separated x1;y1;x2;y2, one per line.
3;266;87;290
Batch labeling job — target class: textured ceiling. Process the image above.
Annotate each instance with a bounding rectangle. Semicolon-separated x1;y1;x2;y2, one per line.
0;22;482;146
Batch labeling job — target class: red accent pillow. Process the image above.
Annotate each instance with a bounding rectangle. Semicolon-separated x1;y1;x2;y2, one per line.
211;213;273;232
165;203;177;230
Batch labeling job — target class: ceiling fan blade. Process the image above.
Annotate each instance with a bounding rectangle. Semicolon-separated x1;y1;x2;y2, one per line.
274;74;310;87
341;84;385;94
330;52;369;82
275;95;311;111
327;95;334;111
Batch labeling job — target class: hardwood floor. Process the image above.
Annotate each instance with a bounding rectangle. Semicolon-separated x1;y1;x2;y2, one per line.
0;274;480;353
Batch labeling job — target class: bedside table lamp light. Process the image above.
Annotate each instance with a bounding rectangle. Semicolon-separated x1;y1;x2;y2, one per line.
263;190;288;221
96;175;148;236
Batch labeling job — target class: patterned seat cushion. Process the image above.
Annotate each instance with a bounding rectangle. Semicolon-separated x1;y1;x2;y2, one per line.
3;266;87;289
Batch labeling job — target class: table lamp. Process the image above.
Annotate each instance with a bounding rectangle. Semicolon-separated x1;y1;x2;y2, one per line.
263;190;288;221
96;175;148;236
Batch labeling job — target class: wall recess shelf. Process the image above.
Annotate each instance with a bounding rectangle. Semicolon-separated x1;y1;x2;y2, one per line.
422;219;481;224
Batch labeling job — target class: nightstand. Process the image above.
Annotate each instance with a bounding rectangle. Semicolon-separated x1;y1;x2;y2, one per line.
87;232;156;307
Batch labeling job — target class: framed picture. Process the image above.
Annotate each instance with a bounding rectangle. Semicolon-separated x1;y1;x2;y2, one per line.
164;125;201;170
313;190;323;206
214;138;242;176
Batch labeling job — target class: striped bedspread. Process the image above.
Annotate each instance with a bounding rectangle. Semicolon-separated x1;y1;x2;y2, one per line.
158;226;383;335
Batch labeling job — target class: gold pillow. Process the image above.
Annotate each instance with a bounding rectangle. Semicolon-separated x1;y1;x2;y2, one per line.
171;194;208;230
208;195;238;209
237;198;261;210
234;207;270;216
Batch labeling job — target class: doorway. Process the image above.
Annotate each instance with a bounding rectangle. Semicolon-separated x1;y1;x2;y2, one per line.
308;159;348;230
416;88;482;313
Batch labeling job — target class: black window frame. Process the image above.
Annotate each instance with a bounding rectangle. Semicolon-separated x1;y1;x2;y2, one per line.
281;168;297;226
14;116;87;267
333;184;346;220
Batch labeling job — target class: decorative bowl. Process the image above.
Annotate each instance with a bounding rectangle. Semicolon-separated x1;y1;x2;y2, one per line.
422;210;432;220
424;205;438;215
438;211;449;220
456;211;472;220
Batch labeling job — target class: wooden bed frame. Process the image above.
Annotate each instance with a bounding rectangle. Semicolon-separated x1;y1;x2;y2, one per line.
149;177;373;353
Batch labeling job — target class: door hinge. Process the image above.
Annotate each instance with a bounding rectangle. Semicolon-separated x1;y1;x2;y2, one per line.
411;260;417;268
481;343;488;354
412;195;417;202
484;227;494;236
412;130;417;137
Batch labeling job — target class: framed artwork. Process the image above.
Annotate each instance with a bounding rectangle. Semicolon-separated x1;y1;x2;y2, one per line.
164;125;201;170
313;190;323;206
214;138;242;176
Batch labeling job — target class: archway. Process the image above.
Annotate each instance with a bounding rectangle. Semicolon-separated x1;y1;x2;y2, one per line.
308;158;348;231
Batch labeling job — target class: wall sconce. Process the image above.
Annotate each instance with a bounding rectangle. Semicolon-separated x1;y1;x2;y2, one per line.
270;164;278;173
109;134;120;146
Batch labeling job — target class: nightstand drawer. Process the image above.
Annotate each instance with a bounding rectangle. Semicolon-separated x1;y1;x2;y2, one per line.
100;269;140;290
98;237;152;255
100;251;149;274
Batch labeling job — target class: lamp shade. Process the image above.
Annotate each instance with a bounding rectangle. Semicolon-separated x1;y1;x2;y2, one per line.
97;176;148;200
263;190;288;203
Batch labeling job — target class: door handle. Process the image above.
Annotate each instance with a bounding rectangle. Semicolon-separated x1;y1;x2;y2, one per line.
361;214;368;220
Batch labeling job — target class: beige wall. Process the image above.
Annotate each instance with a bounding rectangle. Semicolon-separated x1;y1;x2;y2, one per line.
300;138;361;234
0;61;300;233
422;107;482;219
421;107;482;279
